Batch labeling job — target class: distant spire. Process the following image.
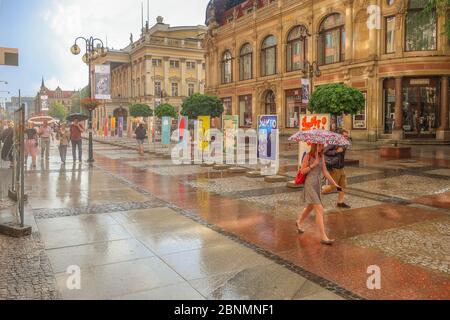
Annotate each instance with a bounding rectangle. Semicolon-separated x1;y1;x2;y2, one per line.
41;76;44;88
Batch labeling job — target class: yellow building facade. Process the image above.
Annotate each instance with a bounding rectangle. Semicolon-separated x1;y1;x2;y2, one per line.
204;0;450;141
90;17;207;128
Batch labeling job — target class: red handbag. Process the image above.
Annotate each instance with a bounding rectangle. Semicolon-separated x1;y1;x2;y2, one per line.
295;170;306;185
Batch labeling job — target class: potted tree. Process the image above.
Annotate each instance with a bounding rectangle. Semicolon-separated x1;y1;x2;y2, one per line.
155;103;178;119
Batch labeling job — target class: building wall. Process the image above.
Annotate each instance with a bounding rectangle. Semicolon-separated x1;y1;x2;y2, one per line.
204;0;450;140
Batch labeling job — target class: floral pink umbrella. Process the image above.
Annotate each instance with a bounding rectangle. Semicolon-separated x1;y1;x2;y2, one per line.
289;129;351;146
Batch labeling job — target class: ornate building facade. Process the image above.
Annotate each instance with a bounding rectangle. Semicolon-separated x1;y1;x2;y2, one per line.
204;0;450;141
90;17;207;128
34;78;77;115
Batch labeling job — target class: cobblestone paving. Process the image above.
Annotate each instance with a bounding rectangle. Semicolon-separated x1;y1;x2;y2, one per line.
350;217;450;276
33;200;167;220
0;232;60;300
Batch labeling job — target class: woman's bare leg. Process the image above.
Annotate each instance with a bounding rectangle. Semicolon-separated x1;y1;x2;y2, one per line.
297;205;314;227
313;204;331;241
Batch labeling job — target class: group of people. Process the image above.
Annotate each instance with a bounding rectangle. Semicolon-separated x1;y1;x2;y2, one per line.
296;129;351;246
0;118;85;169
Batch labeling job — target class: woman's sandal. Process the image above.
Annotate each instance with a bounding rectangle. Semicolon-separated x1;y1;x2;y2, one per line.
320;239;335;246
296;222;305;234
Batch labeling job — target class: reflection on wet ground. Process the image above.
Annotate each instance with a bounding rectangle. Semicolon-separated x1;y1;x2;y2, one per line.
1;138;449;300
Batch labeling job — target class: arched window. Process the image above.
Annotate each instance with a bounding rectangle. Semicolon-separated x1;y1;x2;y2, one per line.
405;0;437;51
239;43;253;81
265;90;276;115
261;35;277;76
286;26;307;72
221;51;233;84
318;13;345;65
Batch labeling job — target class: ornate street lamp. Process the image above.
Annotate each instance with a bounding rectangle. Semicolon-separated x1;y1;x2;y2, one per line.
70;36;107;164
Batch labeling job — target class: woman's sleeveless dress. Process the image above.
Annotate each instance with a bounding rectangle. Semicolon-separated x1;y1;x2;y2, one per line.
303;156;323;205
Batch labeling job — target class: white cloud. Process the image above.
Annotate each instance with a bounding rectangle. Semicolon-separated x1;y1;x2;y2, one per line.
39;0;209;91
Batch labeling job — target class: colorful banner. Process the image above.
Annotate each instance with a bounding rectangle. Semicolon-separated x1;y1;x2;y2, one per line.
118;117;124;138
223;115;238;154
161;117;171;145
258;115;278;161
198;116;210;151
111;117;116;137
104;115;108;137
298;114;330;168
178;116;188;144
94;65;111;100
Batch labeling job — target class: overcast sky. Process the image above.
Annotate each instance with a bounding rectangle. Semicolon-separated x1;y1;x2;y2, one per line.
0;0;210;98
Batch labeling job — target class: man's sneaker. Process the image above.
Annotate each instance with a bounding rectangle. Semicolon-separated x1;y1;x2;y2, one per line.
337;203;351;209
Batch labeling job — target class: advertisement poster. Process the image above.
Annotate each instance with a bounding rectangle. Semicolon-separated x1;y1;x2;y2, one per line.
298;114;330;168
198;116;210;151
178;116;188;144
301;78;310;104
94;65;111;100
353;92;367;129
118;117;124;138
223;115;238;153
40;95;49;111
161;117;171;145
258;115;278;161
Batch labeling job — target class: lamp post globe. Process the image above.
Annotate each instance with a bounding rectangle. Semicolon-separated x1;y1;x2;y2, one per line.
82;53;89;64
71;44;81;55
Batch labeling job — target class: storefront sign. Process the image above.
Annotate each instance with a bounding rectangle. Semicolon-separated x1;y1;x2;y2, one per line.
94;65;111;100
161;117;172;145
410;79;430;86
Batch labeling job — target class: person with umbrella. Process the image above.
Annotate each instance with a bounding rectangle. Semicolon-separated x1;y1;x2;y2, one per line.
289;130;350;246
69;116;86;163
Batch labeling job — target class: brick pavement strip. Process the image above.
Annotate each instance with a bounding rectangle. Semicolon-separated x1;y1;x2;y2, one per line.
0;232;60;300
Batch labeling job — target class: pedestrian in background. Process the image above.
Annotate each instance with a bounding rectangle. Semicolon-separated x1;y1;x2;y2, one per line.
70;119;84;162
135;122;147;156
38;120;54;159
322;129;351;209
25;123;38;168
296;143;341;246
57;123;70;164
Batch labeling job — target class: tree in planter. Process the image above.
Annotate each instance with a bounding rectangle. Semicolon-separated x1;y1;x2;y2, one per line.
48;101;67;121
309;83;365;131
129;103;153;118
180;93;224;119
155;103;177;119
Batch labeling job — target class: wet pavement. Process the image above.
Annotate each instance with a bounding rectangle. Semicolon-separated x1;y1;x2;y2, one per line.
0;138;449;300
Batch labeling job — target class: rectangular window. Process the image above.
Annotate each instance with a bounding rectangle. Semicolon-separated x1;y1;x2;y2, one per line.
154;82;161;97
188;83;195;97
186;61;196;69
405;7;437;51
239;95;252;128
222;97;232;115
385;16;396;54
170;60;180;68
152;59;162;67
171;83;179;96
285;89;306;128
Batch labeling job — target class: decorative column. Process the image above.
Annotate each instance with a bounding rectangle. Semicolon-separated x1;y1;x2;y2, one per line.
180;58;187;97
392;77;404;140
344;0;354;62
437;76;450;140
197;59;203;93
163;57;170;96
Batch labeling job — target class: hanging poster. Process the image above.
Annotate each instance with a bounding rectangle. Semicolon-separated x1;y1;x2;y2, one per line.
301;78;310;104
94;65;111;100
110;117;116;136
118;117;124;138
161;116;171;145
298;114;330;168
198;116;210;151
258;115;278;161
223;115;239;154
178;116;189;144
40;95;49;111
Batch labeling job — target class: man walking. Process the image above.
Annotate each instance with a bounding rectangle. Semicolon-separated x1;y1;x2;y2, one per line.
38;120;54;160
70;119;84;162
322;129;351;209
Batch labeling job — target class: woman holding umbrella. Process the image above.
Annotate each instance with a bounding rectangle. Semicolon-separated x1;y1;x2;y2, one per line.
290;130;350;246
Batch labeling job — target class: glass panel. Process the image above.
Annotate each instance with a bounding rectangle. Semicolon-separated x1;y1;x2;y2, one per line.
290;40;304;71
285;90;305;128
264;47;276;75
325;29;340;64
320;13;344;31
240;43;252;55
239;95;252;127
386;16;396;53
241;54;252;80
262;35;277;49
384;87;396;134
222;97;232;115
405;10;436;51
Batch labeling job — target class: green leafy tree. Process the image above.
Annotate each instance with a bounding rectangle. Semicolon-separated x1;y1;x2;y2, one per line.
309;83;365;131
181;93;224;119
48;101;67;121
423;0;450;40
155;103;177;119
129;103;153;117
